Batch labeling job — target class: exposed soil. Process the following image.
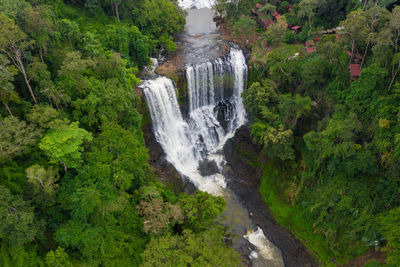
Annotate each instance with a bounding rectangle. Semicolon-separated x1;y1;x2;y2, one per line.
223;126;319;267
155;48;185;78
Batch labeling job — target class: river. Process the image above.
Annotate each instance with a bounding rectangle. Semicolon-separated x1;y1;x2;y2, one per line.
140;1;285;266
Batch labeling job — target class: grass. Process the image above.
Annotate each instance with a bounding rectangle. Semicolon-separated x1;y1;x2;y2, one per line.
259;162;338;266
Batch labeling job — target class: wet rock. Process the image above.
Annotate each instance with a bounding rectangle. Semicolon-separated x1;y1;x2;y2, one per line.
143;123;197;195
223;126;318;267
198;159;219;176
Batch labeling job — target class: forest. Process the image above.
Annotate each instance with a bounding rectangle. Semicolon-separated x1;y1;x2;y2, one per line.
0;0;242;266
2;0;400;266
217;0;400;265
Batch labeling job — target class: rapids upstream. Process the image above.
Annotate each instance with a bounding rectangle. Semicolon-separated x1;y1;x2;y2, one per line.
140;2;284;267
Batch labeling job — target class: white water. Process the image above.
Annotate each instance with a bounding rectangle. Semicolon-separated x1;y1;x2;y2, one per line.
141;1;284;265
141;49;246;195
245;227;284;267
178;0;215;9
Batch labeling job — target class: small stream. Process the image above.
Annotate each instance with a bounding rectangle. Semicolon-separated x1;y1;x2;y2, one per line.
140;2;284;266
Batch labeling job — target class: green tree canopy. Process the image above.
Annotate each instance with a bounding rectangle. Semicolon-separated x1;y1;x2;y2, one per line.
39;121;92;170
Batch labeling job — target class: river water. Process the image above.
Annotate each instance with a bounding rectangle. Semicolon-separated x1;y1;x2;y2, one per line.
140;2;284;266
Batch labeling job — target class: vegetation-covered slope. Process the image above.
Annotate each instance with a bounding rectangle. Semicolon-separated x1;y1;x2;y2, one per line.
0;0;241;266
218;0;400;265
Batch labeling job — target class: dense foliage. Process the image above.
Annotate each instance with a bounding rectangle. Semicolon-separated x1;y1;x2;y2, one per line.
219;0;400;265
0;0;242;266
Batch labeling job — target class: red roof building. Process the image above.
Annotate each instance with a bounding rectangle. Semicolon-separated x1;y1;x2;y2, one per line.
291;26;301;30
350;64;361;77
256;3;263;9
306;47;317;54
313;36;321;42
261;18;274;29
273;11;281;20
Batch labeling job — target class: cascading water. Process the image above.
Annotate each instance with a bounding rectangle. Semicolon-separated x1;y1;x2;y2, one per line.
141;48;247;195
141;2;284;266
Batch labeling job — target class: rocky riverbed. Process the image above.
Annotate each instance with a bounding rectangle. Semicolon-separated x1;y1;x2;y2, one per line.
223;126;318;267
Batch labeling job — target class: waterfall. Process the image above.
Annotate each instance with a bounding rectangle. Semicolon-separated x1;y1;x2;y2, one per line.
142;46;284;267
141;48;247;194
178;0;215;9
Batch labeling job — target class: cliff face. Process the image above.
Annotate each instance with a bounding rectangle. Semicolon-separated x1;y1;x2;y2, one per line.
223;126;318;267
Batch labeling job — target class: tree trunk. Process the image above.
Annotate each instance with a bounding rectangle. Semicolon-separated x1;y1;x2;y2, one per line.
6;46;38;104
115;3;120;23
360;40;370;70
39;47;44;63
4;103;12;116
392;32;399;78
389;67;399;91
62;162;67;172
349;40;355;65
16;56;37;104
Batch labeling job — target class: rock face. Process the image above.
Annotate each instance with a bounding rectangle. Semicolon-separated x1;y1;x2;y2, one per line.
223;126;318;267
143;121;197;195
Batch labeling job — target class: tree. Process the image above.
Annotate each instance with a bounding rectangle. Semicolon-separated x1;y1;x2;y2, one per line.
251;123;295;160
29;58;70;108
84;122;148;189
0;116;41;160
232;16;256;39
0;13;37;104
45;247;72;267
360;6;389;68
57;19;80;47
26;105;67;129
179;191;225;232
84;0;100;13
25;165;59;196
0;0;29;18
111;0;122;23
0;186;40;247
0;54;19;115
279;94;311;130
242;81;279;116
378;206;400;264
39;121;92;171
136;186;183;235
304;112;377;179
388;6;400;89
24;5;56;62
258;4;276;21
264;18;289;46
142;228;241;267
298;0;318;33
338;10;369;65
56;51;94;99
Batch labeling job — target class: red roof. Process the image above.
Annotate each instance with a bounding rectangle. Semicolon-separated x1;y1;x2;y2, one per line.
350;64;361;77
256;3;263;9
306;47;317;54
314;36;321;42
291;26;301;30
261;18;274;29
346;51;352;56
273;11;281;19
